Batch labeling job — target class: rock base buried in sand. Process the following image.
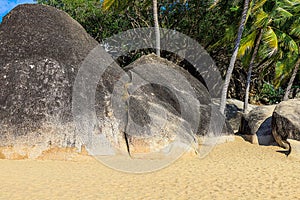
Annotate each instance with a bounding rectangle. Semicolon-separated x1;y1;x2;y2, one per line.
272;99;300;149
239;105;276;145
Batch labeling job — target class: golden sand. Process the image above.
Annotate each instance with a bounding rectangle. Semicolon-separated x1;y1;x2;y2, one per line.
1;136;300;200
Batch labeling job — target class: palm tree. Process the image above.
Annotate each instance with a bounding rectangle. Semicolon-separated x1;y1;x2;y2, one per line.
283;20;300;100
220;0;250;114
152;0;160;56
283;55;300;100
238;0;297;109
243;28;263;112
283;10;300;100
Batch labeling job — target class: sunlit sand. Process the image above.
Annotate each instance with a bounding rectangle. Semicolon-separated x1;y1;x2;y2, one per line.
1;136;300;199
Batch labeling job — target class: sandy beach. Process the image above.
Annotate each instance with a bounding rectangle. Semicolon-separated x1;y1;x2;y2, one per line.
1;136;300;200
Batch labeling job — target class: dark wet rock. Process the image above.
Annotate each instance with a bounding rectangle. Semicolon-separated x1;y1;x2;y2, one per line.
239;105;276;145
272;99;300;149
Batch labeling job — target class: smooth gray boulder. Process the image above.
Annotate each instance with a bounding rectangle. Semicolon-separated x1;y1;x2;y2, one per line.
118;54;234;156
272;99;300;149
83;54;234;157
239;105;276;145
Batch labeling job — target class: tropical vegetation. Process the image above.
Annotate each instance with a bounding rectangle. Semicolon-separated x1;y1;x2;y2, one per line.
36;0;300;110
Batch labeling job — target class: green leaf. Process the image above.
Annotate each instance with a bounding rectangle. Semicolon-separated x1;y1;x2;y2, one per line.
230;6;239;12
262;27;278;57
252;0;268;13
274;61;285;88
102;0;115;11
275;7;293;18
238;30;257;58
275;28;298;54
291;25;300;38
254;9;269;28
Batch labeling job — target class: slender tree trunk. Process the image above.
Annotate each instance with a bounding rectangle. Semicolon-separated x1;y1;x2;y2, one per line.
153;0;160;57
283;56;300;101
243;28;263;112
220;0;250;114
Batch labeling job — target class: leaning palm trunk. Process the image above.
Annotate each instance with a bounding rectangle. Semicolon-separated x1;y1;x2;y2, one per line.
153;0;160;57
243;28;263;112
220;0;250;114
283;56;300;101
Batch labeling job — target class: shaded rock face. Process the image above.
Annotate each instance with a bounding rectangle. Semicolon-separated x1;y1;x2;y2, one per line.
0;4;98;154
55;50;233;157
272;99;300;149
239;105;276;145
84;54;233;157
212;98;257;131
288;87;300;99
115;54;233;155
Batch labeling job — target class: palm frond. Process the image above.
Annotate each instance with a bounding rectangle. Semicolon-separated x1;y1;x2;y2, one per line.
254;9;269;28
275;7;293;18
274;61;286;88
238;30;257;58
285;0;300;6
102;0;130;12
208;24;237;50
290;24;300;38
287;38;299;53
246;0;255;23
102;0;115;11
262;27;278;57
275;28;299;54
274;53;298;87
252;0;268;13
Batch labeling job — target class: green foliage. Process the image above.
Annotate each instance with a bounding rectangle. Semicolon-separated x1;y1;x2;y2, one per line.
261;27;278;57
37;0;242;50
35;0;300;104
259;82;284;104
238;29;257;57
36;0;132;41
235;0;300;103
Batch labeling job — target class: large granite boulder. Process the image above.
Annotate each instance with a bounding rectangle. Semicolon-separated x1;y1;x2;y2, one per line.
0;4;233;159
212;98;257;132
121;54;233;155
272;99;300;149
239;105;276;145
0;4;98;157
81;54;234;157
